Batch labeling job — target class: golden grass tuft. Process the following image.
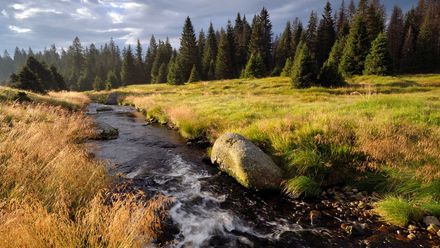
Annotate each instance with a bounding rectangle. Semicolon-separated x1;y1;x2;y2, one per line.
0;102;169;248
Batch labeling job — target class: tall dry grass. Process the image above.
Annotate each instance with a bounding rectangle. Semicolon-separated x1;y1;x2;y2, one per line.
0;103;169;248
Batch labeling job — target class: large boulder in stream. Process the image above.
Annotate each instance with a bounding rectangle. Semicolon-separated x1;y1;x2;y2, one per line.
93;121;119;140
105;92;121;105
211;133;283;191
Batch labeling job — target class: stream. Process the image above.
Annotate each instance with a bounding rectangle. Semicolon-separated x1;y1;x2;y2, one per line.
87;103;432;248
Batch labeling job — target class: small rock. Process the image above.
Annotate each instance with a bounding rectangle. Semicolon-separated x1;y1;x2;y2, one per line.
352;223;367;236
377;225;388;232
407;233;416;240
237;236;254;247
438;230;440;238
423;216;440;227
96;106;113;112
310;210;322;225
352;188;358;193
93;121;119;140
408;224;418;233
358;201;366;209
427;224;440;234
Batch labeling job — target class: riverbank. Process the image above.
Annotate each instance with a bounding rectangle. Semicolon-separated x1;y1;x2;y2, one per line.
0;88;168;247
90;75;440;231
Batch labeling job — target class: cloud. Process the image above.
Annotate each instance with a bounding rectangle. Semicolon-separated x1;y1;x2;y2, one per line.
73;7;95;19
9;25;31;33
108;11;123;23
1;9;9;18
14;8;62;20
10;3;26;10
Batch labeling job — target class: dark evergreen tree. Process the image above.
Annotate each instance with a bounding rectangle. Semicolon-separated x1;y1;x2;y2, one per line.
157;63;168;83
400;27;416;73
336;0;350;37
106;70;118;90
145;35;158;83
291;42;317;88
203;23;218;80
414;4;438;73
12;66;43;93
248;8;273;74
135;39;146;84
274;22;292;75
188;64;201;83
280;57;293;77
339;14;370;76
175;17;200;83
121;45;137;86
366;1;385;42
93;75;105;91
242;53;265;78
316;2;336;69
387;6;404;73
304;11;318;59
198;30;206;72
291;18;303;60
364;32;392;75
215;29;235;79
50;65;66;91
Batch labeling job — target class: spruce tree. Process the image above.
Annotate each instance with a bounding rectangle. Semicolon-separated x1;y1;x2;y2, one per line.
145;35;158;83
248;8;273;74
198;29;206;64
336;0;350;37
364;32;392;75
215;29;235;79
175;17;199;83
400;27;416;73
366;1;385;42
93;75;105;91
387;6;404;73
121;45;137;86
274;22;292;75
203;23;218;80
339;14;370;76
135;39;146;84
50;65;66;91
318;38;346;87
316;2;336;69
304;11;318;59
157;63;168;83
414;12;437;73
188;64;201;83
291;42;317;88
14;66;44;93
280;58;293;77
106;70;118;90
167;56;179;85
291;19;303;60
242;53;265;79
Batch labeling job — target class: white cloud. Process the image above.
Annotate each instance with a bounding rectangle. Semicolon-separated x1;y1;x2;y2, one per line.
14;8;62;20
109;2;146;10
108;11;123;24
9;25;31;33
1;9;9;18
73;7;95;19
11;3;26;10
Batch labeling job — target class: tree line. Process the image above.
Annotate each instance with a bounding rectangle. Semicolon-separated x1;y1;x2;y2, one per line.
1;0;439;92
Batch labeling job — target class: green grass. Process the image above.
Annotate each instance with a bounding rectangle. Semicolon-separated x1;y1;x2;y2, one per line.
283;176;321;198
375;197;424;227
90;74;440;225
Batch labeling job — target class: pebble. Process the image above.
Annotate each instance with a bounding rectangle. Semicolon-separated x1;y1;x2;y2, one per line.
423;216;440;227
310;210;322;225
438;230;440;238
427;224;440;234
407;224;418;233
238;236;254;247
407;233;416;240
358;201;366;209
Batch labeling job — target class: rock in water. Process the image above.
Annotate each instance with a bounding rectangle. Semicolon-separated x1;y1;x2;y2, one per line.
93;121;119;140
423;216;440;227
211;133;283;190
96;106;113;112
105;92;120;105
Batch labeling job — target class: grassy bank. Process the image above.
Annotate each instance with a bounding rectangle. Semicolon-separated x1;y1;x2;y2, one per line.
92;74;440;226
0;89;168;247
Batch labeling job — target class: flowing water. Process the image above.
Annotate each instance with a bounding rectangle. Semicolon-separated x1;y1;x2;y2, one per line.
87;103;422;248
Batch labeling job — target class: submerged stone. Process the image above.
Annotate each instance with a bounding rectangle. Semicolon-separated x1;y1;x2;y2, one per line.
93;121;119;140
211;133;283;191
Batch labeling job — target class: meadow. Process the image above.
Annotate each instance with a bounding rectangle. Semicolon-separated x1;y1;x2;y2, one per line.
91;74;440;226
0;88;168;247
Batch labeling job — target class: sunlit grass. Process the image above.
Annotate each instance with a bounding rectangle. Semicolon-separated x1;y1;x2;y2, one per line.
90;74;440;224
0;98;169;247
375;197;424;227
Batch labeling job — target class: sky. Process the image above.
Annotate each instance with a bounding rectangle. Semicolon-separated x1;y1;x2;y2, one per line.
0;0;415;54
